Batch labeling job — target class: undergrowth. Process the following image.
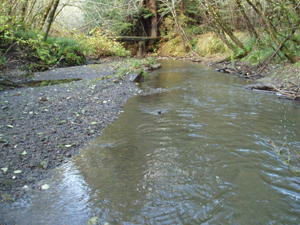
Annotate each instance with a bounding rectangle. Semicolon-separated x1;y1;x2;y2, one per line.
1;23;130;73
0;26;86;71
73;27;130;58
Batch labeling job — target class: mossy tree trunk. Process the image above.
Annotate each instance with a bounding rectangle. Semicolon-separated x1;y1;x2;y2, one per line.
149;0;158;38
235;0;259;40
21;0;29;23
40;0;54;30
205;1;247;53
43;0;60;42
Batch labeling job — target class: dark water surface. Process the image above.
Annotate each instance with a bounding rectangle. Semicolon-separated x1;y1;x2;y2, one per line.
2;60;300;224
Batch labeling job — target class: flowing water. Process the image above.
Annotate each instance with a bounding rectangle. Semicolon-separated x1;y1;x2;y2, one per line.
2;60;300;224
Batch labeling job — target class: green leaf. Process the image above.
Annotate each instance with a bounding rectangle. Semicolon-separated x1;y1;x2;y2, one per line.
22;151;27;155
1;167;8;173
91;121;97;125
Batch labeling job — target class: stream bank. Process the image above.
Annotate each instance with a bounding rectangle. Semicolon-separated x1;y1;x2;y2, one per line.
159;55;300;101
0;58;159;201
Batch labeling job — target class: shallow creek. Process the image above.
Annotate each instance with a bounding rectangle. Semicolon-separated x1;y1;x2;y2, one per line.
2;60;300;224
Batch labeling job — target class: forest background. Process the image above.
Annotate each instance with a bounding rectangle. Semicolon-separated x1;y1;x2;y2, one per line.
0;0;300;82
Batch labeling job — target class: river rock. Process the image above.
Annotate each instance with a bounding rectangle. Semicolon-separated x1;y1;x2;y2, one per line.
127;69;144;82
143;63;162;71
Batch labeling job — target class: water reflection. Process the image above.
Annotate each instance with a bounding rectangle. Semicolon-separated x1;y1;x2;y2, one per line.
2;60;300;224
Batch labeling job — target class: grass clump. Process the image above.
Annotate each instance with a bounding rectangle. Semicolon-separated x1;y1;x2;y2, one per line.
158;36;188;57
195;32;229;56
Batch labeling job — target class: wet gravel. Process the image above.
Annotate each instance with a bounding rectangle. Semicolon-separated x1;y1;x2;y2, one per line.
0;61;143;200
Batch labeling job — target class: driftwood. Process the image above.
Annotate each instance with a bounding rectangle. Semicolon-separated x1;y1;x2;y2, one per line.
272;85;300;100
215;67;236;74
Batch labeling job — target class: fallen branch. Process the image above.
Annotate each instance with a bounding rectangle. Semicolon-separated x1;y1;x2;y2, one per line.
49;55;64;70
269;139;300;176
272;84;299;100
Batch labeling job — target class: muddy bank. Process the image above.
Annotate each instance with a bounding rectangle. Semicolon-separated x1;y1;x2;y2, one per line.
0;59;156;201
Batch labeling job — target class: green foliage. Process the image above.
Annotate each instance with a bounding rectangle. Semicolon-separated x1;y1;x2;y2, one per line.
159;15;175;37
0;54;7;70
289;31;300;58
78;27;130;57
82;0;141;36
194;32;229;56
159;36;188;57
1;26;86;71
241;33;296;65
14;29;39;40
115;57;157;80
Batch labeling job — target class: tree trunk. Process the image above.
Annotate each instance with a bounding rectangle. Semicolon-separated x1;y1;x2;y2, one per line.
149;0;158;37
235;0;259;39
24;0;38;24
215;29;237;52
43;0;60;41
180;0;184;14
40;0;54;29
206;2;246;52
21;0;29;22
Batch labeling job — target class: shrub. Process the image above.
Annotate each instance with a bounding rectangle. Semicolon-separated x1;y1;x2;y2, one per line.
79;27;130;58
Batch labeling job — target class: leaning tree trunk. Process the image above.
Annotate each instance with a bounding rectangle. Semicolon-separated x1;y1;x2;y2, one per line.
205;1;247;53
235;0;259;40
40;0;54;30
43;0;60;41
24;0;38;24
245;0;297;63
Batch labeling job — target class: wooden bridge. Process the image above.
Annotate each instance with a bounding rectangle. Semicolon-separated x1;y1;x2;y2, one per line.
113;36;160;41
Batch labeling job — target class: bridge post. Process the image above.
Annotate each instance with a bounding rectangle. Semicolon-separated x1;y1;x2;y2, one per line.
138;41;143;57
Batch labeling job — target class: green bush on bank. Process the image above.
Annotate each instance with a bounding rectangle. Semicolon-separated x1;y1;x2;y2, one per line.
76;27;130;58
1;22;130;71
0;24;86;71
